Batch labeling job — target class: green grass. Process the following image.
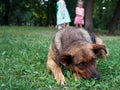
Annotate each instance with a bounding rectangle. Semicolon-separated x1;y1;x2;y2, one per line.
0;26;120;90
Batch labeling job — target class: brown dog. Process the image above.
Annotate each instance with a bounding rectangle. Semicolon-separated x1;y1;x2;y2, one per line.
47;27;107;85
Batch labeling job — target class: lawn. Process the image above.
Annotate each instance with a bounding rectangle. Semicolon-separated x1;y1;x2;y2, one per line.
0;26;120;90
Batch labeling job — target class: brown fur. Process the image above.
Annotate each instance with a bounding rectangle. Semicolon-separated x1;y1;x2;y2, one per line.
90;33;107;59
47;27;107;85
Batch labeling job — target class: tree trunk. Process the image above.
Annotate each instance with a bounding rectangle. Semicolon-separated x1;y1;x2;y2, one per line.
3;0;10;25
109;0;120;34
85;0;94;31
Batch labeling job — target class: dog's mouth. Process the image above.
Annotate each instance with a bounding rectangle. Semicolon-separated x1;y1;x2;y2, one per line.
81;73;100;80
82;73;100;80
74;69;100;80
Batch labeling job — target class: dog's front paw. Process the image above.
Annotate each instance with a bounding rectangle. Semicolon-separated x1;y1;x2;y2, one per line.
60;81;66;86
55;73;66;85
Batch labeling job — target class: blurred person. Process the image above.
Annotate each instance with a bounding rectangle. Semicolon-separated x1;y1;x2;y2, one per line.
56;0;71;29
74;0;84;28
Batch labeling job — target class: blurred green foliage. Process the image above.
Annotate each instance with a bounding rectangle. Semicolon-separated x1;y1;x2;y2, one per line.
0;0;119;30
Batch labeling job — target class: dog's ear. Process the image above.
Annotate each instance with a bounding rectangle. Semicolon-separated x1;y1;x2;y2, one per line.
60;52;74;66
91;44;107;54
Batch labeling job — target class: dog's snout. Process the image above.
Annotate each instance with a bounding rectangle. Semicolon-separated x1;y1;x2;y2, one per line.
93;73;100;80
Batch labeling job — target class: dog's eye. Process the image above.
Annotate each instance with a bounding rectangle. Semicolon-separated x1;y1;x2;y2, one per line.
76;62;86;68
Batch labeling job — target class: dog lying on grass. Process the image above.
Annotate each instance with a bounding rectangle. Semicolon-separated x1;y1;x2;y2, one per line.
47;27;107;85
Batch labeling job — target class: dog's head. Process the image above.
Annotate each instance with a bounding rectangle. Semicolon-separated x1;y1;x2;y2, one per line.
61;44;106;80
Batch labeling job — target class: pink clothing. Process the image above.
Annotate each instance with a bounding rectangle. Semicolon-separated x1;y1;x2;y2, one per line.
74;7;84;24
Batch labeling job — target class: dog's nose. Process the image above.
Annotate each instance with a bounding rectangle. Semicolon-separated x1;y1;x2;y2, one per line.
94;74;100;80
91;72;100;80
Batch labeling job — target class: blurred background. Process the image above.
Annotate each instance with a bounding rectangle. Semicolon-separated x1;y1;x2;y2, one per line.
0;0;120;33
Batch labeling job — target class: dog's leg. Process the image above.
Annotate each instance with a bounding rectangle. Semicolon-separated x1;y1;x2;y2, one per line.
47;47;65;85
